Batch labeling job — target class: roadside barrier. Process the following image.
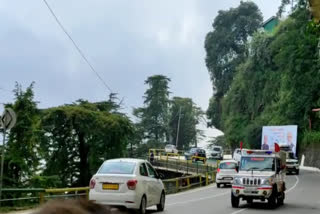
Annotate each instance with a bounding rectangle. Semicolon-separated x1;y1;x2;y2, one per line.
162;173;216;194
0;187;89;207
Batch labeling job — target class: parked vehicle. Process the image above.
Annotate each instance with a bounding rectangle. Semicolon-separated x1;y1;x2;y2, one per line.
210;146;223;160
184;148;206;163
164;144;178;154
216;160;238;188
89;159;165;214
231;149;286;209
280;145;299;175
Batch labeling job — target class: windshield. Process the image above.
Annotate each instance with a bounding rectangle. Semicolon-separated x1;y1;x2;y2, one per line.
219;162;237;169
98;162;136;174
166;145;173;148
213;148;221;152
240;157;275;171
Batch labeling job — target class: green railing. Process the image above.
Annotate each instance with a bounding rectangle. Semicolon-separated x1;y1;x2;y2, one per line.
0;187;89;207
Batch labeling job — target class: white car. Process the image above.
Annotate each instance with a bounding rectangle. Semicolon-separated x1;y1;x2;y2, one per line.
164;144;178;154
89;159;165;214
216;160;238;188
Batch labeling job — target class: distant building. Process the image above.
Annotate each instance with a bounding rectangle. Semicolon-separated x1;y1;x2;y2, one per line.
262;16;279;33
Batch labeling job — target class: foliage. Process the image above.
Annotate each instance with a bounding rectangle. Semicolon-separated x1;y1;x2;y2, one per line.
169;97;204;150
1;83;134;190
133;75;171;143
208;6;320;151
301;131;320;146
4;83;41;187
41;100;133;187
205;1;263;129
29;175;62;188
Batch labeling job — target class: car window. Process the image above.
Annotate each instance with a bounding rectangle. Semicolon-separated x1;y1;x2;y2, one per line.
213;148;221;152
219;162;237;169
140;163;148;176
146;163;157;178
98;161;136;174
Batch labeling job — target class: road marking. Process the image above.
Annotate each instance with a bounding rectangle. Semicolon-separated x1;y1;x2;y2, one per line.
167;191;229;206
167;184;217;198
230;208;248;214
285;175;299;193
229;175;299;214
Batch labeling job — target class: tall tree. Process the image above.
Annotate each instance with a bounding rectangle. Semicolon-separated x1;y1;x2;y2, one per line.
4;83;41;187
134;75;171;144
41;100;133;187
219;6;320;150
205;1;263;129
169;97;204;150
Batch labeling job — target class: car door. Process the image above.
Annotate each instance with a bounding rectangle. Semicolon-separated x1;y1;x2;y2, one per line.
139;163;153;205
146;162;162;205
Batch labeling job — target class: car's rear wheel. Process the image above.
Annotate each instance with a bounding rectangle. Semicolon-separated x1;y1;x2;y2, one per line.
139;196;147;214
231;192;239;208
157;192;165;211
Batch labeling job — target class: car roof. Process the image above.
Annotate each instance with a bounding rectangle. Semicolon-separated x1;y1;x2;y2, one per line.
104;158;146;164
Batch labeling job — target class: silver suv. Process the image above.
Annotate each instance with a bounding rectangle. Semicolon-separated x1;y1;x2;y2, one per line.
231;150;286;209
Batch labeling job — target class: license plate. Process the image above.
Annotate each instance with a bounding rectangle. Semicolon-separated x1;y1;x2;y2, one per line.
102;183;119;190
223;177;233;180
245;187;257;192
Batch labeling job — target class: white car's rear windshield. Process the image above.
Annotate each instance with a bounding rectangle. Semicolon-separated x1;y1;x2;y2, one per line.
98;162;136;174
219;162;237;169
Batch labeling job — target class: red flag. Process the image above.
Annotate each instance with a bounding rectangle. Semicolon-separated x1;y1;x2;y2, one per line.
240;141;243;150
274;143;280;152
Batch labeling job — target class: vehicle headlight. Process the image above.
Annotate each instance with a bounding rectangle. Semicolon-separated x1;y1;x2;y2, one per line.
233;177;241;185
262;177;272;185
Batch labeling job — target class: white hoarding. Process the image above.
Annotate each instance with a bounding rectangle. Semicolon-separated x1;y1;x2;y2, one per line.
261;125;298;155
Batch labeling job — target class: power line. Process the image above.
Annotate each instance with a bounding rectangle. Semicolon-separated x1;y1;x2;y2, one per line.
42;0;113;93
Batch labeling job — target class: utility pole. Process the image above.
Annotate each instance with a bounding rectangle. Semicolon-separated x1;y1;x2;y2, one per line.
175;107;182;148
0;128;6;204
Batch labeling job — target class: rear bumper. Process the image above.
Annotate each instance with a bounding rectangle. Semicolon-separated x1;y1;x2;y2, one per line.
216;175;234;184
286;165;299;172
89;190;141;209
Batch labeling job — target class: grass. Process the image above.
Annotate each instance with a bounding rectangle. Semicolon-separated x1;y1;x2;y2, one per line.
0;204;37;213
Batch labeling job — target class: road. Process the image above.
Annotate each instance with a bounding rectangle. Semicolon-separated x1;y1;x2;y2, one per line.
150;169;320;214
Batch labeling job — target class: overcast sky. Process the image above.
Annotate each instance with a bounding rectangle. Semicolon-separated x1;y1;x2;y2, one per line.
0;0;281;138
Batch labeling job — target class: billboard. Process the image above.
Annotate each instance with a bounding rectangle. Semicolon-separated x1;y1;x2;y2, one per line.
261;125;298;155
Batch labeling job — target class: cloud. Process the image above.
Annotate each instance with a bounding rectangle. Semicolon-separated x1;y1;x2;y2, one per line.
0;0;280;136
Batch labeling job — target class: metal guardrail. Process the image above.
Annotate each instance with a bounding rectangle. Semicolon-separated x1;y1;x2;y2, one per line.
0;187;89;206
162;173;215;194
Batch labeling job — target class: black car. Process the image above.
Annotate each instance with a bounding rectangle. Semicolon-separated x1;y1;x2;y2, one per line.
184;148;206;163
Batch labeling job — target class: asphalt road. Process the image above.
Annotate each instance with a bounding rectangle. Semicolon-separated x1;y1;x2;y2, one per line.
149;169;320;214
